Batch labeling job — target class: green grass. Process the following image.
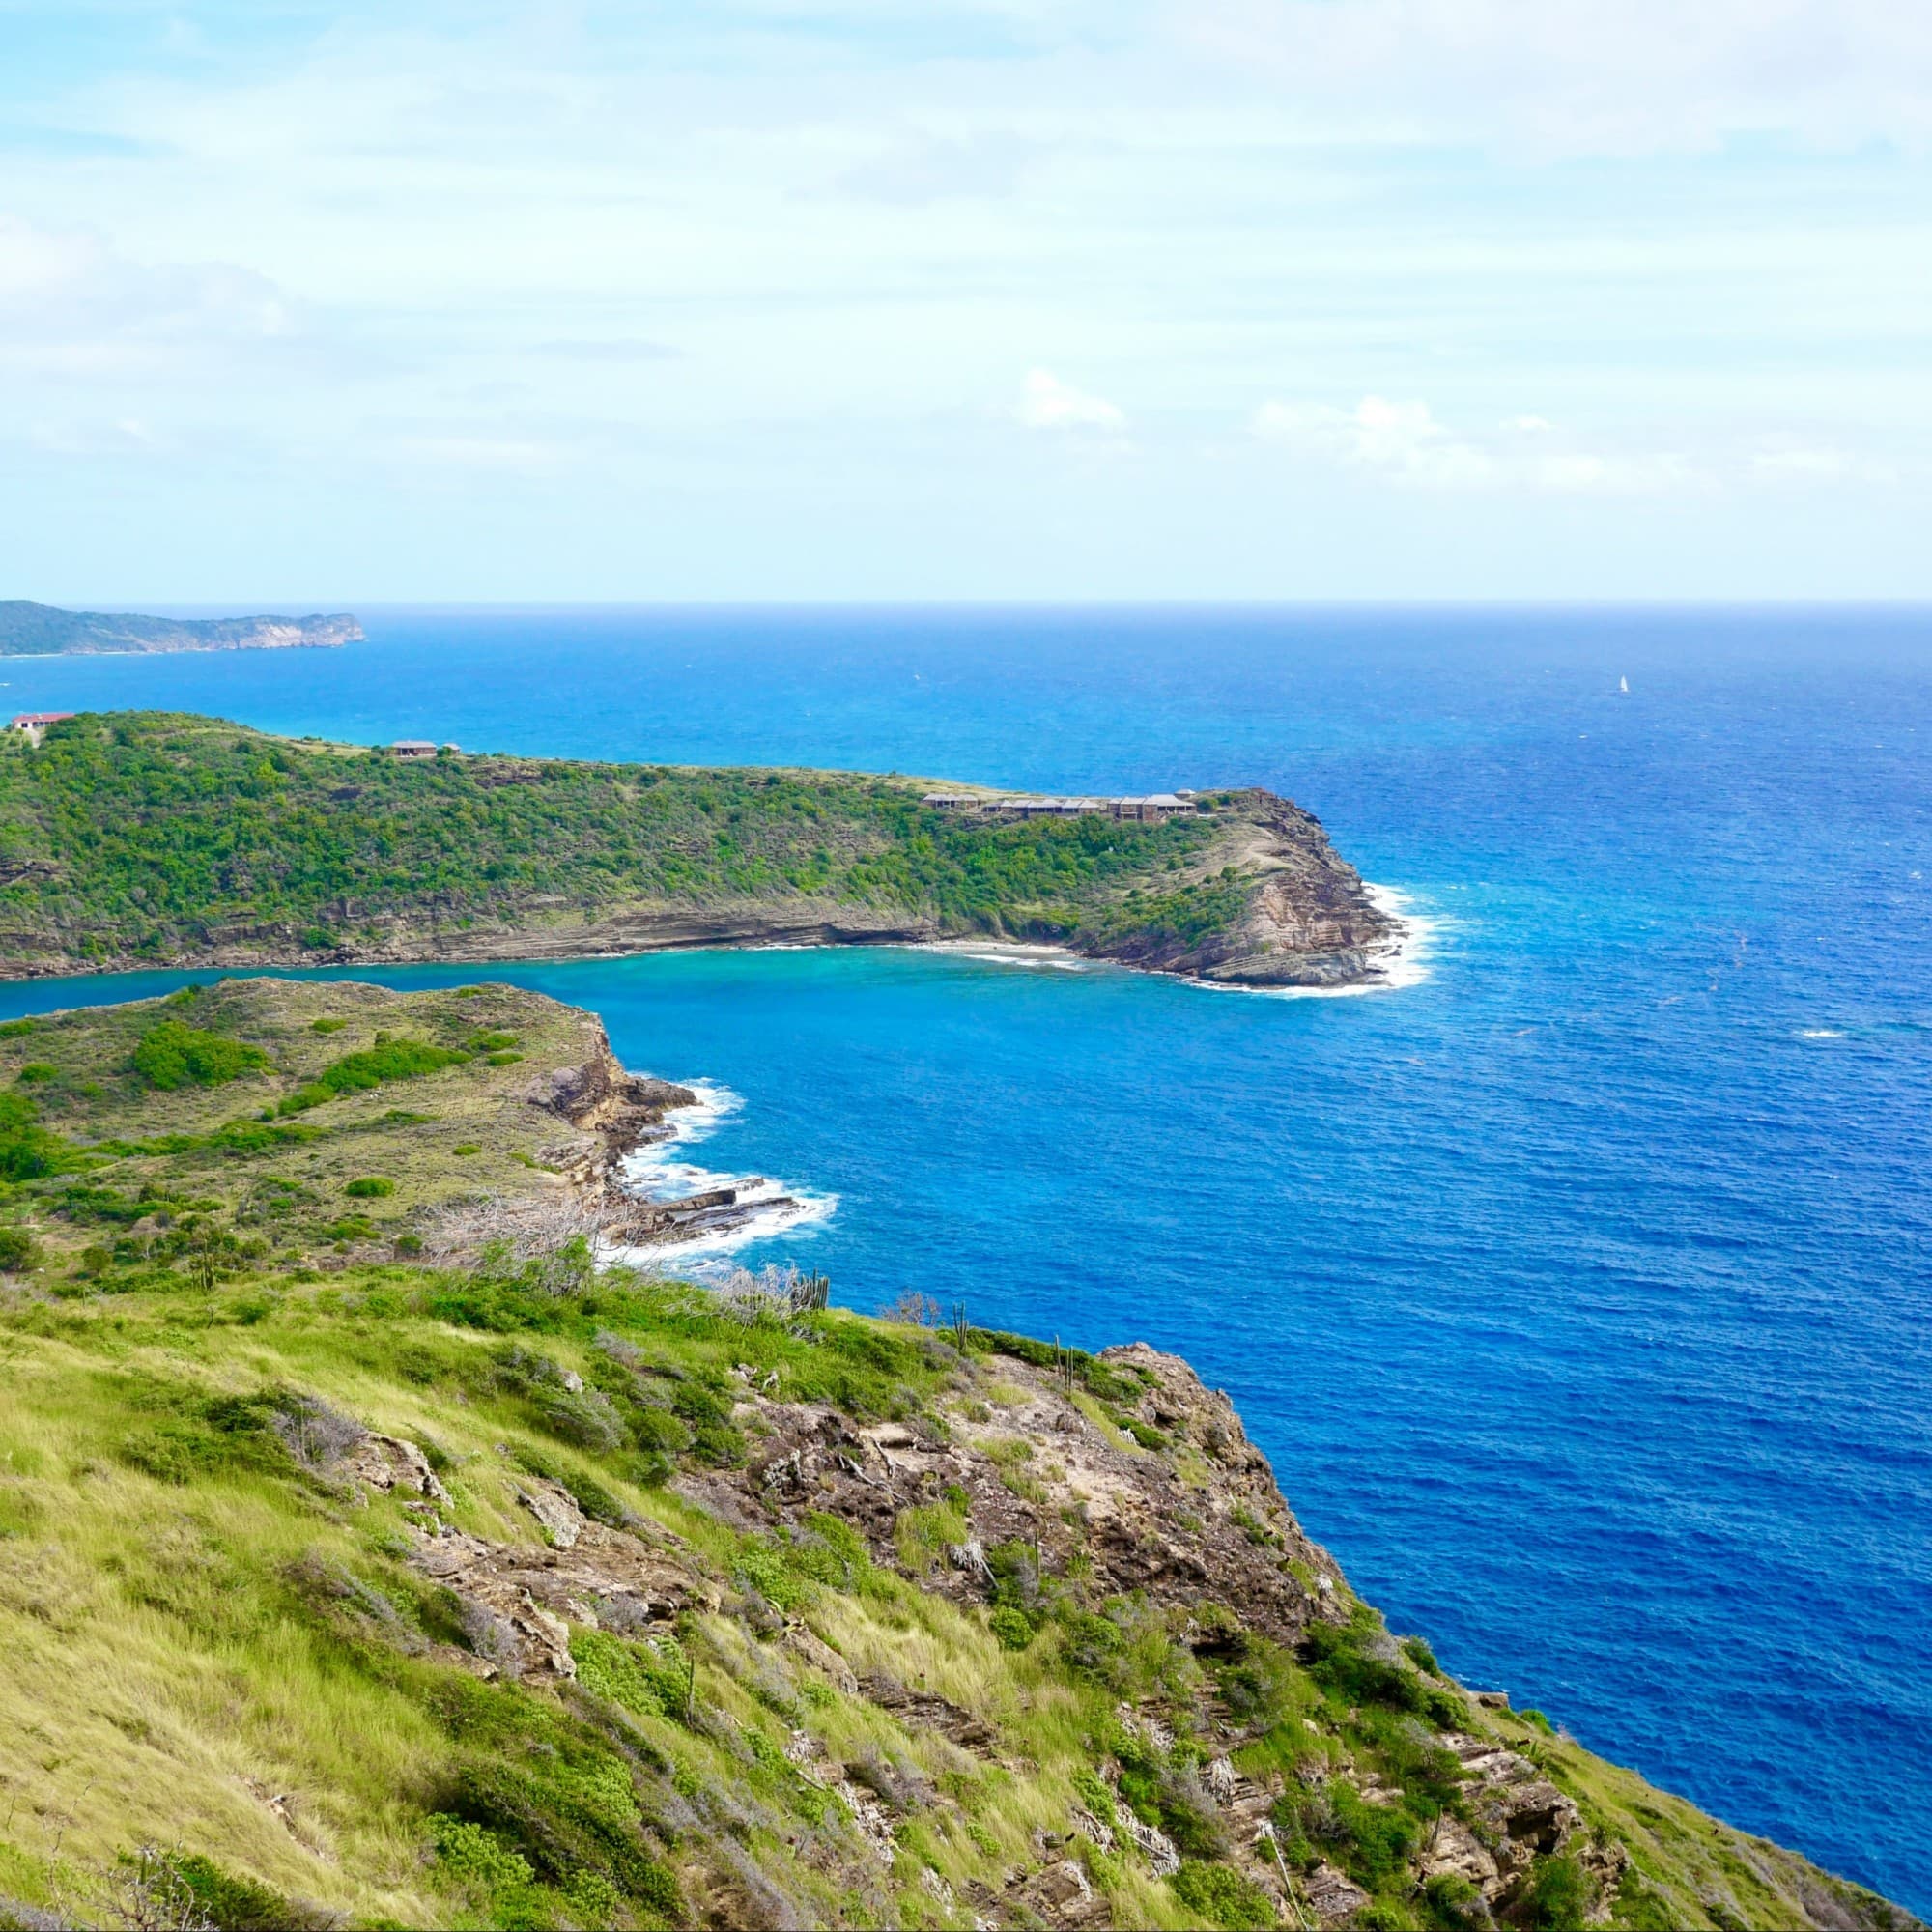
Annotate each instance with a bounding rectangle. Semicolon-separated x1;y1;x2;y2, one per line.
0;1258;1906;1931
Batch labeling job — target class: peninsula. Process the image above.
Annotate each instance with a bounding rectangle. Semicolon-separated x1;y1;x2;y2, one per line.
0;601;361;657
0;976;1915;1931
0;710;1398;987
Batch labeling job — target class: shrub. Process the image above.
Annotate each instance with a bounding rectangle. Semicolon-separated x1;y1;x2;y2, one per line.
1522;1853;1592;1931
452;1142;481;1155
16;1062;56;1083
530;1383;626;1453
165;1852;311;1931
131;1020;270;1090
428;1814;535;1899
310;1017;348;1034
1170;1861;1276;1930
572;1629;686;1719
343;1177;395;1198
0;1018;38;1038
989;1605;1037;1651
0;1227;39;1272
0;1092;79;1179
1301;1611;1461;1724
1424;1872;1480;1922
277;1038;468;1114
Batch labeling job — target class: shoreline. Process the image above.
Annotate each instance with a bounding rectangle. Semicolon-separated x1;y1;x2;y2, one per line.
908;879;1435;999
599;1077;837;1267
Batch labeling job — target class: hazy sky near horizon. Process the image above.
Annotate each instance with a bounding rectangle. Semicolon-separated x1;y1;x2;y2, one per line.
2;1;1929;602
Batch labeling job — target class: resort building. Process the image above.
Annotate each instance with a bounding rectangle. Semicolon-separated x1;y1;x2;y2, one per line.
390;740;439;759
920;791;1197;822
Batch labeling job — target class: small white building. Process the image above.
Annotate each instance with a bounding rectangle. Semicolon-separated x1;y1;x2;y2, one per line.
9;712;73;748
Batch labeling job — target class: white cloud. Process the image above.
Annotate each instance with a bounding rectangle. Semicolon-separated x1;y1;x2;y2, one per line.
1254;395;1911;495
1016;367;1126;433
831;131;1044;205
0;213;300;382
1253;395;1494;487
1253;395;1713;494
1185;0;1932;156
1748;440;1896;484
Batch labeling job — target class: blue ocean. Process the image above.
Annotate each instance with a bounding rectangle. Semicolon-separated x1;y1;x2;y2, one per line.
3;607;1928;1914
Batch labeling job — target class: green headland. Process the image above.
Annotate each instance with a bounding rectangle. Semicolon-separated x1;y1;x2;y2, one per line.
0;711;1397;988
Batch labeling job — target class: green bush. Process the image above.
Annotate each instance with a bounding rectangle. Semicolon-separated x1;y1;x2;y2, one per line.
278;1038;469;1115
1523;1853;1592;1931
343;1177;395;1198
165;1852;310;1931
0;1093;81;1180
0;1227;40;1272
1170;1861;1276;1930
1422;1872;1480;1926
572;1629;687;1719
529;1383;626;1453
428;1814;535;1899
989;1604;1037;1651
131;1020;270;1090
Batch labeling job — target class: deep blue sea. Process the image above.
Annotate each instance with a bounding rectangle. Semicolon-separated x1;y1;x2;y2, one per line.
3;607;1929;1914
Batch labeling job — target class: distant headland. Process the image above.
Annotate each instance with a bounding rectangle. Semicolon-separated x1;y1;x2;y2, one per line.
0;709;1400;987
0;600;361;657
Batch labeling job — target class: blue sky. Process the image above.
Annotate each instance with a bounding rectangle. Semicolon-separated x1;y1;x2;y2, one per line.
1;0;1928;601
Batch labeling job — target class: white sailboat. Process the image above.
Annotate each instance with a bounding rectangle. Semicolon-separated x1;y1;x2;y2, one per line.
1619;675;1630;695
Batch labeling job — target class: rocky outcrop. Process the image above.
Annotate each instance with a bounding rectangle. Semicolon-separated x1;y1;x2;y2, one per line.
1090;791;1402;988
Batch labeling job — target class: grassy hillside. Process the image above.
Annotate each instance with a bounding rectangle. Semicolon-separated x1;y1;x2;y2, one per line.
0;977;684;1282
0;712;1385;983
0;989;1917;1932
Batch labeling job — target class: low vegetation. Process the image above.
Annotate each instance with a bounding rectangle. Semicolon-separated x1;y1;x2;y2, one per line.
0;977;643;1279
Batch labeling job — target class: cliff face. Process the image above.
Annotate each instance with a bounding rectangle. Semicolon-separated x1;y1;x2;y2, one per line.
0;601;360;655
1089;791;1401;988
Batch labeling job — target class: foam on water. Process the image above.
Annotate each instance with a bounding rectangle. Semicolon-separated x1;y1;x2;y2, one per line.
605;1077;838;1261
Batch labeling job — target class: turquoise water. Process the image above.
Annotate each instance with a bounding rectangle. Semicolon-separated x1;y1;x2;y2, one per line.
5;607;1930;1912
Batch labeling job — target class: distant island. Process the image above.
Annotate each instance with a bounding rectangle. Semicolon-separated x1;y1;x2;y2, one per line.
0;599;361;656
0;710;1401;985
